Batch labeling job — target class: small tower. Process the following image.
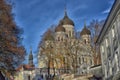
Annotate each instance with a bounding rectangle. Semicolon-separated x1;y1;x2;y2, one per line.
55;21;66;41
61;8;75;38
80;21;91;44
28;47;34;67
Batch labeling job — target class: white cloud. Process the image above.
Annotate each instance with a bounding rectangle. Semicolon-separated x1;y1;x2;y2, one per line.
102;0;114;14
74;4;88;11
102;7;111;14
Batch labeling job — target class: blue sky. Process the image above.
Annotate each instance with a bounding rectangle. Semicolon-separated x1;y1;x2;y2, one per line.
11;0;114;66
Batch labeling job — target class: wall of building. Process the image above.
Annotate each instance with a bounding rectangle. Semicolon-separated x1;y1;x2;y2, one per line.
99;2;120;79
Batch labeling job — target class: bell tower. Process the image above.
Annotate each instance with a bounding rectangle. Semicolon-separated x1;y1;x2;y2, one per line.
61;8;75;38
28;47;34;67
80;21;91;44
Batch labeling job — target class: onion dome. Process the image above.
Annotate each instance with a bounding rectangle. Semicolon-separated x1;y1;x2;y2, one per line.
55;21;65;32
44;29;54;41
80;23;91;36
61;10;74;26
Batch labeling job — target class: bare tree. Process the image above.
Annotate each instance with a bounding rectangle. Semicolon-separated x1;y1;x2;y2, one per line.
87;19;105;65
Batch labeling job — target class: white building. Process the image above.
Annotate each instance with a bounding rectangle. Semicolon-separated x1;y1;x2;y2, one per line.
96;0;120;79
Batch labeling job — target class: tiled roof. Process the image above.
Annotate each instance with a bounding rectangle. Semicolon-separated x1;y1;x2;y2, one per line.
16;64;35;71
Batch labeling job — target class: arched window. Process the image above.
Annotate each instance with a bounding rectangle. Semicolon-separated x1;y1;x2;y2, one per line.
115;52;119;71
72;31;74;37
58;37;60;41
61;37;63;41
84;40;86;44
105;38;108;47
109;60;112;75
66;34;68;38
112;26;115;38
69;31;71;37
104;65;107;78
101;45;104;53
79;57;81;64
82;57;84;63
90;59;92;65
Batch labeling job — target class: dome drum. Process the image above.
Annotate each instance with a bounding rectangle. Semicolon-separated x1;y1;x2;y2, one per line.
55;24;65;32
80;27;91;36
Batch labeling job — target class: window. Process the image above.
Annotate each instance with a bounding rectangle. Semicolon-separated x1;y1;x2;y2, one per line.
104;65;107;78
107;47;111;57
72;31;74;37
118;27;120;43
113;38;118;51
105;38;108;47
0;11;2;15
58;37;60;41
69;31;71;37
109;61;112;75
79;57;81;64
101;45;104;53
84;40;86;44
112;67;114;75
84;57;87;63
61;37;63;41
115;53;119;71
118;15;120;28
82;57;84;62
112;26;115;38
66;34;68;38
90;59;92;65
116;51;119;68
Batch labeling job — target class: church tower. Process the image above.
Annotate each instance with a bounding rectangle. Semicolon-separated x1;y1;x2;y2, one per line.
61;8;75;38
28;47;34;67
80;22;91;44
55;21;66;41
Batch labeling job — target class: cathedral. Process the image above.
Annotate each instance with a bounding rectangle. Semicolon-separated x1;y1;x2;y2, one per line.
38;9;95;75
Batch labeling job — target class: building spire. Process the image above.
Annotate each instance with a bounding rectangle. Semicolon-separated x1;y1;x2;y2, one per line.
64;3;68;17
28;46;34;67
84;19;87;28
30;46;32;54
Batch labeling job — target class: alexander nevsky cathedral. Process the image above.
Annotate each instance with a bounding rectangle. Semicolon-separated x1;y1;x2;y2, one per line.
38;9;96;75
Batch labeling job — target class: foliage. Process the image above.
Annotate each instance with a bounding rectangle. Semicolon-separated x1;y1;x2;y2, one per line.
0;0;26;74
